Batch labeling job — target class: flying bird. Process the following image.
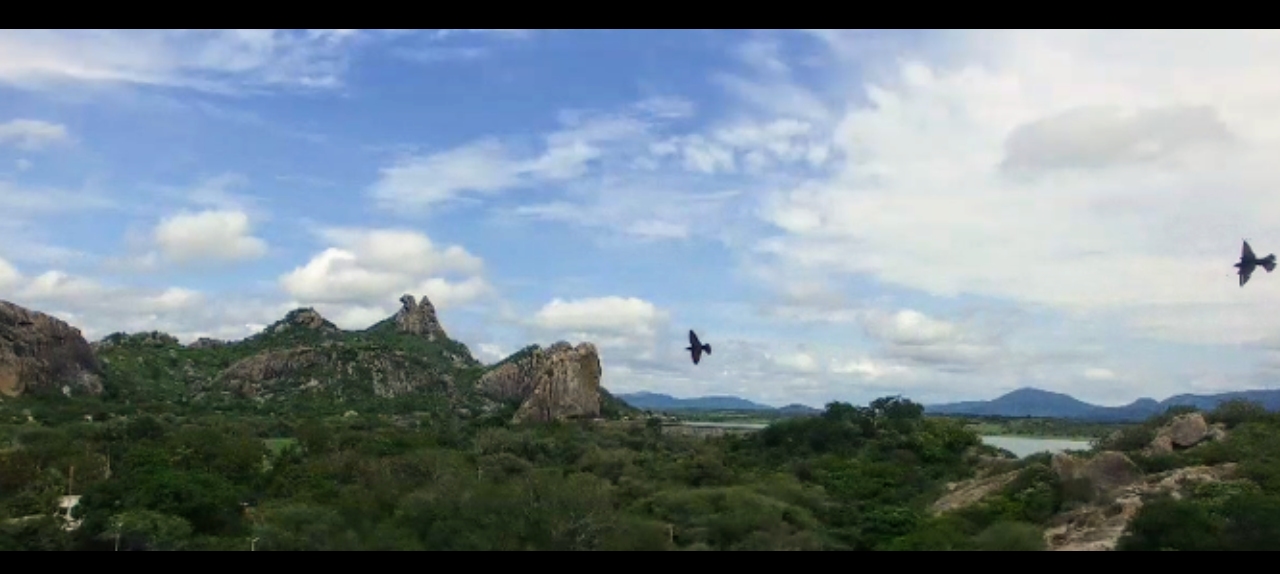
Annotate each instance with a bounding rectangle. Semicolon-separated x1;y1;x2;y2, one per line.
686;330;712;365
1235;240;1277;287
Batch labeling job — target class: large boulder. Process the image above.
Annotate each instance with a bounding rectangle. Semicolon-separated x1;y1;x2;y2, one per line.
479;341;602;423
1147;412;1212;454
0;300;103;397
1052;451;1143;496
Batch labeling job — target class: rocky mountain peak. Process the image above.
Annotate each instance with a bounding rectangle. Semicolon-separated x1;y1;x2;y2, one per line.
270;308;339;335
394;294;447;341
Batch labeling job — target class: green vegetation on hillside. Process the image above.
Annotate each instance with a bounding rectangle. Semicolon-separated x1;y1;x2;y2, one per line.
5;309;1280;550
0;390;1022;551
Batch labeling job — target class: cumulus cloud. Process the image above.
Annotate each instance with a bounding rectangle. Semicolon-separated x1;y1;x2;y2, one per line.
530;296;668;348
153;209;268;263
2;266;292;343
857;308;1005;374
744;30;1280;347
278;227;492;328
0;119;72;150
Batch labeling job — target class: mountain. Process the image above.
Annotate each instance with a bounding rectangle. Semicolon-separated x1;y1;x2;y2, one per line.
616;392;776;411
925;386;1280;422
777;403;822;416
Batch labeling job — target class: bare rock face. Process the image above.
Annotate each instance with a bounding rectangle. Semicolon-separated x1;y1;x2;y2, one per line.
269;308;339;335
931;470;1021;515
0;300;104;398
479;341;602;423
207;343;452;399
394;294;447;341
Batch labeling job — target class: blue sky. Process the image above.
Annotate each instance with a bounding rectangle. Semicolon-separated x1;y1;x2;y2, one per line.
2;29;1280;407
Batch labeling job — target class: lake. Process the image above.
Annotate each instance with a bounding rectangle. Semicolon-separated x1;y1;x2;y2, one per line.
981;435;1093;458
672;422;1094;458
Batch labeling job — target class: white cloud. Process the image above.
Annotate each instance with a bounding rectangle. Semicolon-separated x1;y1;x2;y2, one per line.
0;119;71;150
368;139;526;211
1084;367;1117;381
278;227;492;328
0;256;20;289
2;268;285;343
368;100;681;214
475;343;508;363
0;29;392;94
745;30;1280;346
531;296;667;341
153;209;268;263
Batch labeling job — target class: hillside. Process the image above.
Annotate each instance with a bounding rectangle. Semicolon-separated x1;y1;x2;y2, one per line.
925;387;1280;422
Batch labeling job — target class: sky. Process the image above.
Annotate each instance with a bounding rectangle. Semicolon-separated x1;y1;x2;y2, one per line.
2;29;1280;408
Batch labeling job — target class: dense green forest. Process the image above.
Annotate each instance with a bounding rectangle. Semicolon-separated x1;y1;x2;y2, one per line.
3;391;1280;550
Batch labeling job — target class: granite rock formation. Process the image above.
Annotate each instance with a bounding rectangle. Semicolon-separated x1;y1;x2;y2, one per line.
0;300;104;398
479;341;603;423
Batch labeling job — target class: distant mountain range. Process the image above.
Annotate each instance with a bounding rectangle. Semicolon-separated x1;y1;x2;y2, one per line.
615;392;820;414
924;387;1280;422
618;387;1280;423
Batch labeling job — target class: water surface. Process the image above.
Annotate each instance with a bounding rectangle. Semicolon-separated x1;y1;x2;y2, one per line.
980;435;1092;458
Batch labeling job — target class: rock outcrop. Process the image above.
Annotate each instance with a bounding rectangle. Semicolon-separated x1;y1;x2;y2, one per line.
932;470;1021;515
1044;463;1240;551
268;308;339;335
394;294;447;341
1051;451;1143;497
0;300;104;397
479;341;602;423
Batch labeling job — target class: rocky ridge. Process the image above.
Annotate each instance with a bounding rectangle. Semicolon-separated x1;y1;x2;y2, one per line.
0;295;624;423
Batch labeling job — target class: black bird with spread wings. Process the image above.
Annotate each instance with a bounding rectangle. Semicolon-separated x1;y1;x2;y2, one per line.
686;330;712;365
1235;240;1277;287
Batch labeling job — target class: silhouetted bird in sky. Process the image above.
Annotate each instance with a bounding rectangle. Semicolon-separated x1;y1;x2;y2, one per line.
1235;240;1276;287
686;330;712;365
